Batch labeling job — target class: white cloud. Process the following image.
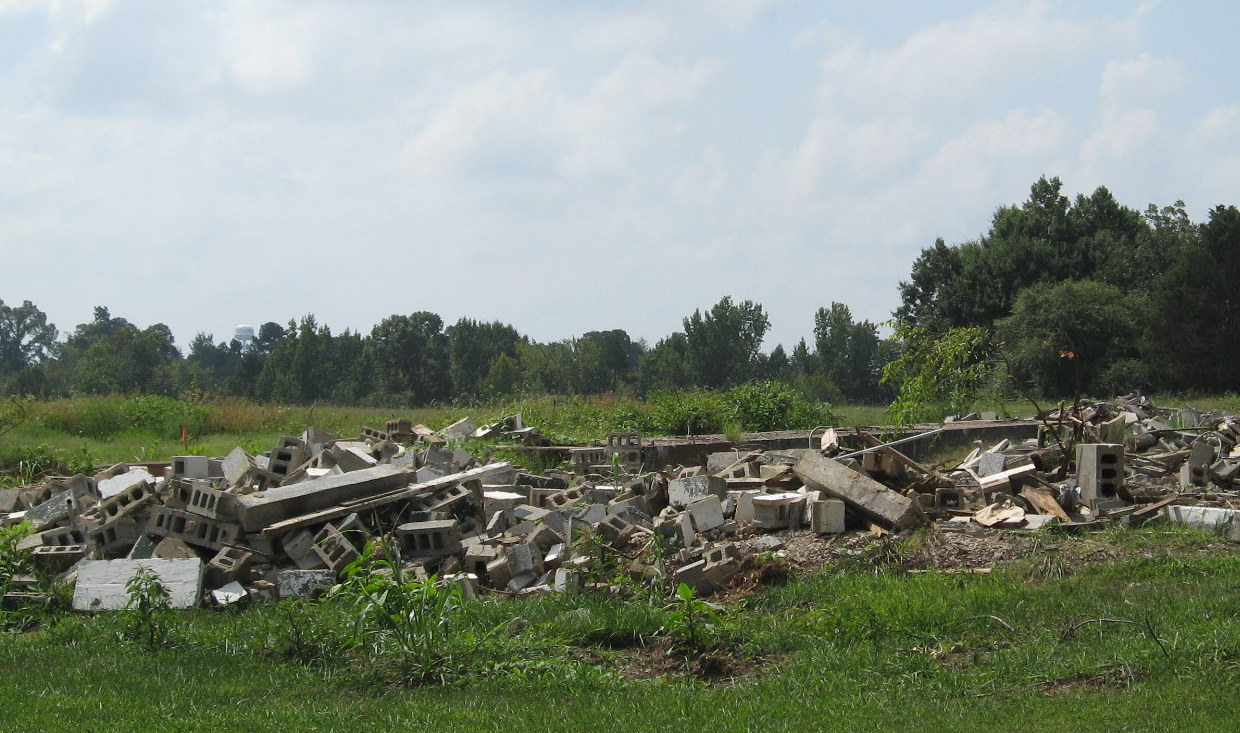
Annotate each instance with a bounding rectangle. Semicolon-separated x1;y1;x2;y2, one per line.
1100;52;1186;110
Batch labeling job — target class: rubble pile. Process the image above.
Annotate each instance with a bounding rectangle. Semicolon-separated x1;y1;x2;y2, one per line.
3;396;1239;611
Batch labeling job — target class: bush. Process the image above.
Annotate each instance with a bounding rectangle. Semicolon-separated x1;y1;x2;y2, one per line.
647;389;731;435
726;380;840;432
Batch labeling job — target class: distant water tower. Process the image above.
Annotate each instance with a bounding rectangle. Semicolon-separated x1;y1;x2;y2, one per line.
234;324;256;352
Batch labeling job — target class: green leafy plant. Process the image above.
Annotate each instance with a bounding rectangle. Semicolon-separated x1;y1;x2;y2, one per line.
122;566;174;650
331;538;476;682
662;582;724;652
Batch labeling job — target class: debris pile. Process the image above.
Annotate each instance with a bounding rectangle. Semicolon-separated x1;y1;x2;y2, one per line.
3;396;1238;611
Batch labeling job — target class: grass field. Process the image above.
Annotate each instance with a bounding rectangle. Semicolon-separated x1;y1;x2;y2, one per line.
4;395;1240;728
2;526;1238;731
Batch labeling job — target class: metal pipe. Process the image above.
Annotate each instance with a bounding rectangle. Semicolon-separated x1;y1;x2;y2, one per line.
836;427;946;459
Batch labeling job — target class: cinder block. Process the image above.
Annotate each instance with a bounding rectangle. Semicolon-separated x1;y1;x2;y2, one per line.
1076;443;1124;504
149;506;240;551
206;547;254;588
172;456;211;480
396;520;462;557
311;524;359;575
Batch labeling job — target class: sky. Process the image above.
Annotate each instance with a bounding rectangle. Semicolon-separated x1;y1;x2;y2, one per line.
2;0;1238;354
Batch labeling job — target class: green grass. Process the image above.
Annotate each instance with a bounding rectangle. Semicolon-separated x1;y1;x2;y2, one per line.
3;529;1239;730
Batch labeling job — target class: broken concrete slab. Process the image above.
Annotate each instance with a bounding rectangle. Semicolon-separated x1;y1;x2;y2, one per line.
234;464;412;532
668;475;726;509
72;558;204;610
793;452;925;531
97;468;155;500
1160;505;1240;542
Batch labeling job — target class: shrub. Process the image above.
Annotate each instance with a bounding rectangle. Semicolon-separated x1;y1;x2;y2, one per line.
726;380;840;432
648;389;731;435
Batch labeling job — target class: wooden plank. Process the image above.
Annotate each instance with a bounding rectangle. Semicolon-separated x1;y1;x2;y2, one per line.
1021;486;1071;523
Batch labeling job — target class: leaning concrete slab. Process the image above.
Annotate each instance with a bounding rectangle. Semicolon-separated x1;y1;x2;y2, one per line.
234;464;411;532
793;452;925;531
72;558;204;610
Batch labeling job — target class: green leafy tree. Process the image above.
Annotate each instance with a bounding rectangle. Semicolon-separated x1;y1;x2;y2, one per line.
882;323;998;426
683;297;770;389
71;317;181;396
368;312;451;405
1149;205;1240;391
896;178;1148;330
447;318;524;400
0;299;58;375
638;332;692;394
996;280;1146;398
812;302;886;403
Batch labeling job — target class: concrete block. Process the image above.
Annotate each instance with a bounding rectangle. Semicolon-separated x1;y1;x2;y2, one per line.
810;499;846;534
598;514;637;546
1161;505;1240;542
552;568;581;592
934;487;965;509
749;492;803;530
97;468;155;499
95;480;156;524
149;506;241;552
1182;440;1214;488
153;537;199;560
702;543;740;587
396;520;462;557
311;524;359;575
172;456;211;480
485;556;512;588
88;517;138;557
127;534;158;559
505;543;542;576
977;452;1007;477
482;489;527;517
32;544;87;573
206;547;254;588
185;483;237;521
1076;443;1125;503
73;558;203;610
276;569;337;599
686;495;725;532
668;475;726;509
674;560;714;595
440;416;476;441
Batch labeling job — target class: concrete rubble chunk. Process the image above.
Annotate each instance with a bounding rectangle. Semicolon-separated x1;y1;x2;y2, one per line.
668;475;726;510
793;452;925;531
73;558;204;610
97;468;155;500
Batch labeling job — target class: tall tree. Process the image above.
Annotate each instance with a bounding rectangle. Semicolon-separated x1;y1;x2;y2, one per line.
682;297;770;389
812;303;885;403
368;312;451;405
1149;205;1240;391
0;299;58;375
447;318;524;400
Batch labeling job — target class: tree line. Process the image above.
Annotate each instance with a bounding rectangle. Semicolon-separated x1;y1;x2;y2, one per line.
0;299;892;406
2;176;1237;407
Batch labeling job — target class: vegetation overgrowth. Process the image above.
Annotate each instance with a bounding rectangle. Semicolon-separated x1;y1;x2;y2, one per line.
1;526;1238;729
